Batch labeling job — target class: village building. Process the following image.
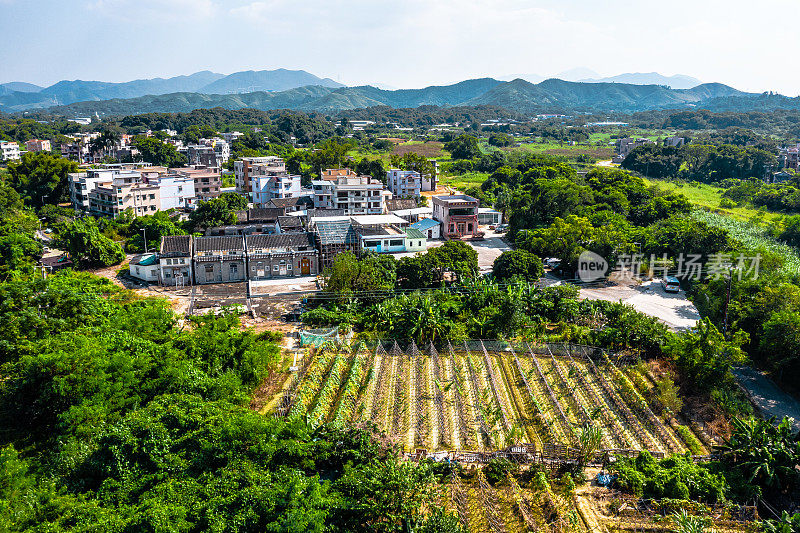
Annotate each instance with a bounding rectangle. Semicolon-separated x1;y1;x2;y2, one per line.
245;233;319;279
193;236;247;284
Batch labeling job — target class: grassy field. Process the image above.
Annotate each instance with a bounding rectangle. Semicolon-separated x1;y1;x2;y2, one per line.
516;141;615;160
643;178;783;225
439;171;488;192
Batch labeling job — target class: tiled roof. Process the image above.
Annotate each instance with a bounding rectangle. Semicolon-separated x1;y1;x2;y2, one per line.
160;235;192;255
269;196;313;208
277;215;302;228
386;198;417;211
315;220;358;245
248;207;284;221
246;232;314;250
194;235;245;252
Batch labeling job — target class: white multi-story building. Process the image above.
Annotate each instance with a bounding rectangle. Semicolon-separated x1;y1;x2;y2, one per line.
234;156;285;200
386;169;422;198
221;131;244;144
68;164;195;217
147;173;196;210
200;137;230;164
312;175;389;215
251;168;302;208
0;141;21;161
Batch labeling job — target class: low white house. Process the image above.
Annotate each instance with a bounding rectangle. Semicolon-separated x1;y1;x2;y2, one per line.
409;218;441;240
129;253;160;282
404;228;427;252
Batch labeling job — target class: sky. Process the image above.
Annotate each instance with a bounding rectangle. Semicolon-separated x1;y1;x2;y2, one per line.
1;0;798;95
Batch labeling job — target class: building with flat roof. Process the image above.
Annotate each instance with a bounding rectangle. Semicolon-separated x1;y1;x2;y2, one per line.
25;139;51;153
250;160;302;207
312;175;389;215
432;195;480;239
386;169;422;198
0;141;20;161
171;166;221;201
234;156;285;201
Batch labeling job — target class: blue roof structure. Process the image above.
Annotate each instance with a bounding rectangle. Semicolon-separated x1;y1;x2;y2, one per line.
410;218;440;231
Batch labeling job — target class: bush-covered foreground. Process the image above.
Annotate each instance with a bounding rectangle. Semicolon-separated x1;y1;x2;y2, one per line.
0;272;470;531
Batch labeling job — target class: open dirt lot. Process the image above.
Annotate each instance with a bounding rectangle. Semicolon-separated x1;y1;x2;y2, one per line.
579;279;701;331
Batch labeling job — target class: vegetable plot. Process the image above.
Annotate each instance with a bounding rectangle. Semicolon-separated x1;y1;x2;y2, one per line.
274;342;703;454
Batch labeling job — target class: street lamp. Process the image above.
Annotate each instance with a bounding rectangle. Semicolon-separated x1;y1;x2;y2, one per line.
140;228;148;254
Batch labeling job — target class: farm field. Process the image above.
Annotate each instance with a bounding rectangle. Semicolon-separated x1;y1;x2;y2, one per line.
440;473;754;533
516;141;615;160
270;341;708;455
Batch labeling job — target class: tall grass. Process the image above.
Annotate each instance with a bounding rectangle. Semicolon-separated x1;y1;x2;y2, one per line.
691;208;800;275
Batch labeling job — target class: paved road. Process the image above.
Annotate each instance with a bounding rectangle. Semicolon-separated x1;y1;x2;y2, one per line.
732;366;800;431
580;279;701;331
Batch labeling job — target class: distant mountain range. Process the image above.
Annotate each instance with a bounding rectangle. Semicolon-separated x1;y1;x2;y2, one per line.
578;72;702;90
498;71;701;89
0;69;344;112
5;68;795;117
14;77;762;117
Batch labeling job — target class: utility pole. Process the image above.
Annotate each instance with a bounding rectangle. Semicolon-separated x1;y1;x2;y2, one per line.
140;228;148;254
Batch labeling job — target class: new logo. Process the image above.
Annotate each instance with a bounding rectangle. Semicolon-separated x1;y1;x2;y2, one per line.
577;250;608;282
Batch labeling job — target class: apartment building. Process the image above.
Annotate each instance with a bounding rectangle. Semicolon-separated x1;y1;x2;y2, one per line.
146;173;196;210
69;168;141;212
234;156;285;200
61;142;89;162
386;169;422;198
25;139;51;153
614;137;655;162
89;180;161;218
69;164;195;218
312;175;389;215
171;165;221;201
432;194;481;239
0;141;20;161
250;160;302;207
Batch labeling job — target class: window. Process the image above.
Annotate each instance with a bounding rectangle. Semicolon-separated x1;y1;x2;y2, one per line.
135;266;141;274
287;263;292;270
205;265;214;273
389;239;404;247
273;265;279;271
165;271;171;278
180;258;185;264
230;264;238;275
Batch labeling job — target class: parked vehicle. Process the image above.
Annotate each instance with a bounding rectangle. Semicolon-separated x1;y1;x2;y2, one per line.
661;276;681;293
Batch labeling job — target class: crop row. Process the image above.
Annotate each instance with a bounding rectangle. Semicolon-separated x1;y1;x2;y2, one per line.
276;346;704;454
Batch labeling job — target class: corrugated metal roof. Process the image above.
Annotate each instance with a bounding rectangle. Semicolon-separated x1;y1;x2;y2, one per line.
405;228;426;239
130;253;159;266
410;218;440;230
